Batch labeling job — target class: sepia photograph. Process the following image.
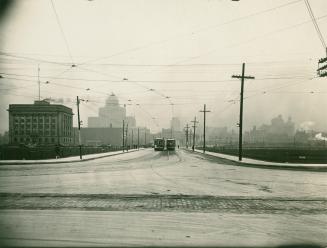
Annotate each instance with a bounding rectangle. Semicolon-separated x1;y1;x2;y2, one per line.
0;0;327;247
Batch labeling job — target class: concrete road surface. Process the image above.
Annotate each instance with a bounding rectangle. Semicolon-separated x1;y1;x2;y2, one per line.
0;149;326;247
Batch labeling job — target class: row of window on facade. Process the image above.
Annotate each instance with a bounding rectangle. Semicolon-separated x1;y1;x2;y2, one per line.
13;115;57;123
14;130;57;136
14;123;57;129
13;124;72;136
13;115;72;126
13;126;72;136
12;137;73;144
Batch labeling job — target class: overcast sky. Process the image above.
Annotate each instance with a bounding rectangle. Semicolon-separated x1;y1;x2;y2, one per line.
0;0;327;134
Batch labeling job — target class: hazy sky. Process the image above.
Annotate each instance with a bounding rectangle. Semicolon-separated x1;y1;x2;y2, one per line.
1;0;327;133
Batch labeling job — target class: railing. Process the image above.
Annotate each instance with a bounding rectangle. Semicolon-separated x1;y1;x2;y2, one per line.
199;146;327;164
0;145;123;160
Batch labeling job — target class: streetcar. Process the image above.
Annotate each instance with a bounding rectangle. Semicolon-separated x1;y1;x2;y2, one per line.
154;138;165;151
166;138;176;151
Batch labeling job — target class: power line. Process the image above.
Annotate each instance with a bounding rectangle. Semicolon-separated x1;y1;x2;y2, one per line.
304;0;326;52
175;13;327;65
0;72;312;83
0;51;70;66
1;53;317;67
78;0;302;66
50;0;75;64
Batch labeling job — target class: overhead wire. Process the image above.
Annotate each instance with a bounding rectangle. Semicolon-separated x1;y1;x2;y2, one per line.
0;72;313;83
304;0;327;51
78;0;302;66
175;12;327;65
49;0;75;64
0;51;70;66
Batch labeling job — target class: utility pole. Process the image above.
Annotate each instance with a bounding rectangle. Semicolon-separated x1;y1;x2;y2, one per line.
76;96;82;159
200;104;211;153
232;63;255;161
126;123;129;151
191;117;198;151
137;127;140;150
184;124;190;148
122;120;125;152
144;129;147;147
131;129;134;149
38;65;40;101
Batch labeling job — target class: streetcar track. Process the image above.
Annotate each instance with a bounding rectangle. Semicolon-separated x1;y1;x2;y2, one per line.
149;151;206;195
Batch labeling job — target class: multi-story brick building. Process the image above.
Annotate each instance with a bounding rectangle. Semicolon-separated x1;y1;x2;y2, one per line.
8;100;73;145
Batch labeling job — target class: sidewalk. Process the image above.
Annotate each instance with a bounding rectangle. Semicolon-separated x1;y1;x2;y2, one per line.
0;149;141;165
192;149;327;171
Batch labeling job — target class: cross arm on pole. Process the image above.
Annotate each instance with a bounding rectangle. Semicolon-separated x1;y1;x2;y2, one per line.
232;75;255;80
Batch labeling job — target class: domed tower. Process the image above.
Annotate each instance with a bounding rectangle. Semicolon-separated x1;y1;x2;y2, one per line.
88;93;126;128
98;93;126;127
105;93;119;106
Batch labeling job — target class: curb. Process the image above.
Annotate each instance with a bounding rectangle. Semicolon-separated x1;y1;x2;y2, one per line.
186;149;327;172
0;149;140;165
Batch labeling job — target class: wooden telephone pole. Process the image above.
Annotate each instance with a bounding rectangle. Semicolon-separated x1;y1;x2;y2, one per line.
232;63;255;161
76;96;82;159
200;104;210;153
184;124;190;148
191;117;198;151
122;120;125;152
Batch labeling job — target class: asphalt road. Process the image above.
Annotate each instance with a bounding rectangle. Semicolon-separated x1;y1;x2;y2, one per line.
0;149;326;247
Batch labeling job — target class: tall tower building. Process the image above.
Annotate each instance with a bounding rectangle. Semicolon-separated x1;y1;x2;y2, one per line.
170;117;181;132
88;93;126;128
